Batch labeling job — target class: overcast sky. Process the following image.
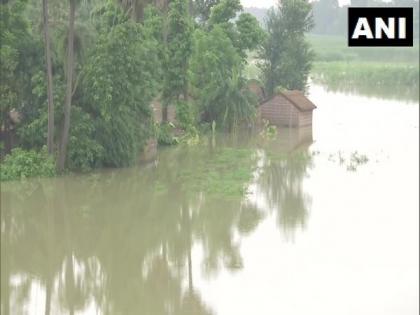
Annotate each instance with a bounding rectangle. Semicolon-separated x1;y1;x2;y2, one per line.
240;0;352;9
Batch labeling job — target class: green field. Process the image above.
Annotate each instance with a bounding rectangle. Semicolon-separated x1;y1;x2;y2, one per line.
307;34;419;64
311;61;419;101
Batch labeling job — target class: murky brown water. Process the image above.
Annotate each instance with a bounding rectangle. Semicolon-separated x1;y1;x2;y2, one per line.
1;84;419;315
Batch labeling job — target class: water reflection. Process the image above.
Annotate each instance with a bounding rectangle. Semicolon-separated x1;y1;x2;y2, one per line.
1;128;313;314
257;127;313;237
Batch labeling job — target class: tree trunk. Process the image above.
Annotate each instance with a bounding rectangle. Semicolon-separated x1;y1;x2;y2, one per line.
162;105;168;122
42;0;55;155
58;0;76;172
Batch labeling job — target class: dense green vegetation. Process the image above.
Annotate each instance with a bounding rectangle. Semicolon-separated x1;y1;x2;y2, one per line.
1;0;314;180
258;0;314;95
0;147;56;180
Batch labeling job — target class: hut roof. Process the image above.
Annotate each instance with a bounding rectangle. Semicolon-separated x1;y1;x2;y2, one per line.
279;90;317;112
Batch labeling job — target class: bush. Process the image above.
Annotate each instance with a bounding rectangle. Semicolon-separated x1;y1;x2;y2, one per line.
157;123;178;145
67;106;104;171
0;148;56;181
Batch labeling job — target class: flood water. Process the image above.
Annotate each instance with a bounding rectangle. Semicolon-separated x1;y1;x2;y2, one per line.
1;84;419;315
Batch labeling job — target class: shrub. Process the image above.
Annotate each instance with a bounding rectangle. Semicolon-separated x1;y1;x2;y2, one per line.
0;148;56;181
67;106;104;171
157;123;178;145
175;101;199;141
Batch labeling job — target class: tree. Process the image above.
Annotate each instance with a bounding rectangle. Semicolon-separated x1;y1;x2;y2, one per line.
82;4;161;167
190;27;256;130
0;0;41;154
190;0;263;130
259;0;314;96
194;0;220;23
58;0;77;172
42;0;55;155
162;0;193;119
235;12;265;58
114;0;165;21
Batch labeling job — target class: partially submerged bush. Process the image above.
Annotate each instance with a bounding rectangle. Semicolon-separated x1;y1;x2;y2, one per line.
1;148;56;181
157;123;178;145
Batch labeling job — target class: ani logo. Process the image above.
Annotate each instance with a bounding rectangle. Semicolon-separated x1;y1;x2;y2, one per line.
348;7;413;47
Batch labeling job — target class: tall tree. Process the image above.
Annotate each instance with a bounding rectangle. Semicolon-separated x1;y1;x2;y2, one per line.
194;0;220;23
162;0;193;119
58;0;77;171
259;0;314;96
190;0;264;130
42;0;55;155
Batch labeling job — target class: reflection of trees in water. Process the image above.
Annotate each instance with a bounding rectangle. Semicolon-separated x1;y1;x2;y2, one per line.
1;172;214;315
0;145;258;314
1;131;313;313
257;129;314;238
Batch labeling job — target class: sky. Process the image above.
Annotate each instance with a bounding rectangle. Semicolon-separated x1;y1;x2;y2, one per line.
240;0;352;8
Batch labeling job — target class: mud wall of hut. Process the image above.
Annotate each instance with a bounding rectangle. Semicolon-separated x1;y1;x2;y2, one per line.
259;95;299;127
298;111;313;127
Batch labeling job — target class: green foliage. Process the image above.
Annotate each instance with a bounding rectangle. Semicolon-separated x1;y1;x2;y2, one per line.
162;0;193;104
190;26;257;130
17;71;66;149
208;0;241;25
235;13;266;56
83;5;161;166
0;0;43;130
194;0;220;23
0;0;266;174
67;106;104;171
157;123;178;145
175;100;198;137
207;0;263;59
259;0;314;95
0;148;56;181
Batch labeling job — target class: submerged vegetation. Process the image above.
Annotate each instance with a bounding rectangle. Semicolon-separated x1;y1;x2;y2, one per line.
312;62;420;101
307;34;419;101
1;0;314;180
327;151;369;172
